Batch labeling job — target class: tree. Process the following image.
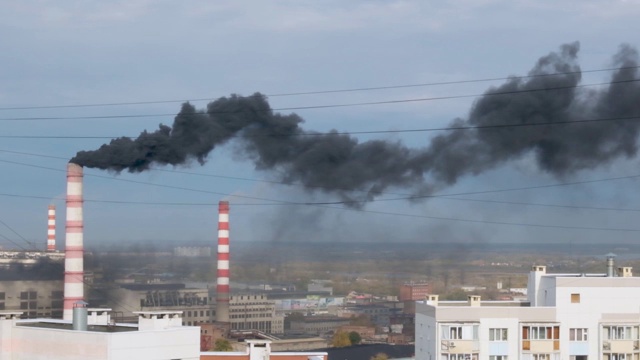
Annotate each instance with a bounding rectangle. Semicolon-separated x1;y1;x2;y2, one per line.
331;331;351;348
371;353;389;360
348;331;362;345
213;338;233;351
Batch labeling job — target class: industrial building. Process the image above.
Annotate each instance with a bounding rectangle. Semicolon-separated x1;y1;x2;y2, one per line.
399;282;430;302
0;308;326;359
0;308;201;360
415;257;640;360
0;280;63;318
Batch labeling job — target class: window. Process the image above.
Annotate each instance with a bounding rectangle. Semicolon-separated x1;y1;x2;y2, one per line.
490;356;507;360
522;326;560;340
570;328;588;341
450;327;462;339
441;354;477;360
533;355;550;360
490;328;508;341
604;326;638;340
608;354;634;360
441;325;479;340
571;294;580;303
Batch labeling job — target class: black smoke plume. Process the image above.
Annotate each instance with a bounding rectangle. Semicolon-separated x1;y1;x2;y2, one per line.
72;42;640;204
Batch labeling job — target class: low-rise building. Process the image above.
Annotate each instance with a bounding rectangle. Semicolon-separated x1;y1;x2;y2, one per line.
0;309;200;360
289;315;351;336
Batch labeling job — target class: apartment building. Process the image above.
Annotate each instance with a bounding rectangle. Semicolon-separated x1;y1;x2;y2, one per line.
416;261;640;360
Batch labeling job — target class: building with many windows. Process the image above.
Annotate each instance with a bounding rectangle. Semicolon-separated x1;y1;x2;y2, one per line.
416;261;640;360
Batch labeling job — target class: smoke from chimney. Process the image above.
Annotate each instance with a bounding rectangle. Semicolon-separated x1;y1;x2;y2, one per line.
71;42;640;204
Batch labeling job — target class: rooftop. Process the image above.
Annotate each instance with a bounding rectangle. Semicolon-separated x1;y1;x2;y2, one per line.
17;320;137;333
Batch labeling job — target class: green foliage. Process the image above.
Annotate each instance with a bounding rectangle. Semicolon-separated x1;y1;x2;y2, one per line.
371;353;389;360
214;338;233;351
348;331;362;345
332;331;351;348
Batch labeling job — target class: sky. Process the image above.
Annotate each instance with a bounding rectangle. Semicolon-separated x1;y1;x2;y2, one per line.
2;0;640;250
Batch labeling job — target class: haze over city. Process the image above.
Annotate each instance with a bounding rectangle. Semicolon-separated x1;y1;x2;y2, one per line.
2;1;640;248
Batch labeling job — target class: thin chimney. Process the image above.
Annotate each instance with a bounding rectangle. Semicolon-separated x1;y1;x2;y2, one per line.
64;163;84;320
216;201;230;324
47;205;56;251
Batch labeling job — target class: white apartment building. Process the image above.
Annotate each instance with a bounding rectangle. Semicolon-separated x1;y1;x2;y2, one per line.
416;262;640;360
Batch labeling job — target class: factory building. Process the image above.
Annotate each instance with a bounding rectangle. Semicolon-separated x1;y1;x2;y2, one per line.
110;283;212;325
0;309;200;360
0;309;326;359
289;315;351;336
399;282;430;301
416;257;640;360
0;280;63;319
228;293;284;334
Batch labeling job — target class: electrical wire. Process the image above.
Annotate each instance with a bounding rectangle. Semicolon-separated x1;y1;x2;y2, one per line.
0;65;637;111
2;114;640;140
2;158;640;232
1;78;638;122
3;151;640;209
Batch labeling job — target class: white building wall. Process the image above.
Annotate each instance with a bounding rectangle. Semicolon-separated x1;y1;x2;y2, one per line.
109;328;200;359
478;317;520;360
0;319;200;360
554;279;640;360
418;268;640;360
415;302;437;360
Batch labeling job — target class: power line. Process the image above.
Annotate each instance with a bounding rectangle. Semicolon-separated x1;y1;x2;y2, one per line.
1;65;637;111
0;230;29;251
0;78;638;122
3;152;640;207
0;218;33;249
2;114;640;140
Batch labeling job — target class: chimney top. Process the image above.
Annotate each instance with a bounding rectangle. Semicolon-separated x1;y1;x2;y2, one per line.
426;294;439;306
532;265;546;273
468;295;481;307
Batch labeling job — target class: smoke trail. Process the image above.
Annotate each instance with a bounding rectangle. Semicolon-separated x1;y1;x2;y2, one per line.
72;42;640;204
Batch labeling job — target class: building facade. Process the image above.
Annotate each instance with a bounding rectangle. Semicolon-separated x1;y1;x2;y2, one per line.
229;293;284;334
416;264;640;360
0;280;64;319
399;282;430;301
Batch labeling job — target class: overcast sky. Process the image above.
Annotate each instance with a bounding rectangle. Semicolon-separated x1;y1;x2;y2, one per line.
2;1;640;251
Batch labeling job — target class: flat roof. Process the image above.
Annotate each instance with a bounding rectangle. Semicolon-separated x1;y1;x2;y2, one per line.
17;320;137;333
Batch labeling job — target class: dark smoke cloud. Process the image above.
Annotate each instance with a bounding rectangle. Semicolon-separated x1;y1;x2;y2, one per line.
72;42;640;204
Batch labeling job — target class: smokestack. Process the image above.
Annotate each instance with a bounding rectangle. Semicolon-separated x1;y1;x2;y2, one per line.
64;163;84;321
47;205;56;251
216;201;230;324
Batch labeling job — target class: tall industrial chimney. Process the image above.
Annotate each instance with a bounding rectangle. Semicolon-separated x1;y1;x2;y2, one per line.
64;163;84;321
216;201;230;324
47;205;56;251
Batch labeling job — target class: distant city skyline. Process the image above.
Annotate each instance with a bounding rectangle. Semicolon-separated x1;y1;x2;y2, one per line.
2;1;640;249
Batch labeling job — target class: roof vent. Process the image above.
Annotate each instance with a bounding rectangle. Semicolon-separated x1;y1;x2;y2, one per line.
72;301;89;331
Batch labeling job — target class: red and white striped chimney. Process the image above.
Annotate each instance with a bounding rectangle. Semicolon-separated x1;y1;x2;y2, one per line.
63;163;84;320
47;205;56;251
216;201;230;324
